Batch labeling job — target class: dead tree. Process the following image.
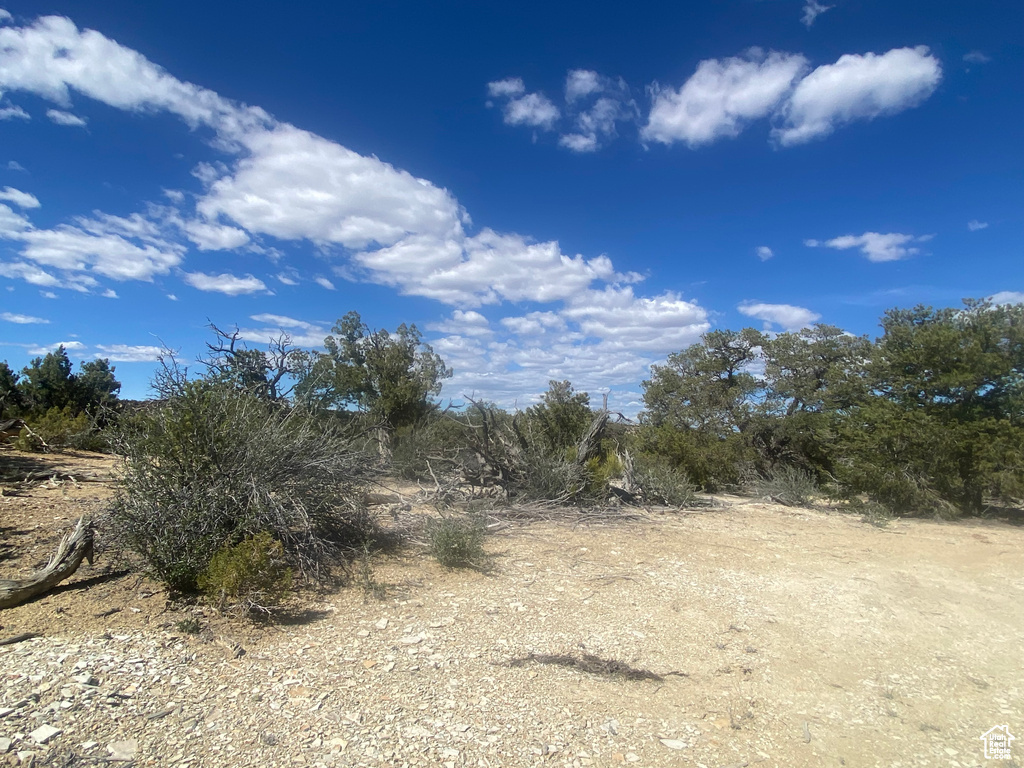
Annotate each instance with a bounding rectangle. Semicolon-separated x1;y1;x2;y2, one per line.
0;517;94;609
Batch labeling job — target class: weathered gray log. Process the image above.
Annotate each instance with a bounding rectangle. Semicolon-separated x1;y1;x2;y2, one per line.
0;517;93;610
574;410;610;466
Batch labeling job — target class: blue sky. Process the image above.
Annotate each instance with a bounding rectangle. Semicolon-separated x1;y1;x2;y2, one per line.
0;1;1021;409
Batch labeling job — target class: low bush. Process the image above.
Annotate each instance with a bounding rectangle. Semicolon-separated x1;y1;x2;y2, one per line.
752;465;819;507
426;514;486;569
109;379;372;592
13;406;110;452
198;531;293;615
631;456;697;507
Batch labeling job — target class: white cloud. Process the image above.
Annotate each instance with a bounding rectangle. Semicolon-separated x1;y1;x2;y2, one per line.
428;309;493;338
487;77;525;98
963;51;991;65
989;291;1024;305
500;311;566;336
801;0;832;27
275;272;299;286
643;50;808;147
0;9;12;23
0;104;29;120
0;15;271;138
166;293;177;300
94;343;163;362
967;219;988;231
239;313;327;347
46;108;86;126
40;290;57;298
503;92;560;130
195;123;465;249
806;231;929;262
756;245;774;261
558;133;598;152
355;229;640;307
0;260;61;287
183;271;267;295
314;276;335;290
0;186;39;208
6;160;25;171
560;97;626;153
1;310;48;323
774;46;941;146
18;224;184;281
738;301;820;331
27;340;86;355
180;218;249;250
561;286;710;352
565;69;602;102
101;288;117;298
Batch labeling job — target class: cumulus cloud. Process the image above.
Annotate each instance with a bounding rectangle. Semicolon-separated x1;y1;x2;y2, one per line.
487;77;525;98
560;96;629;153
1;310;48;323
561;286;710;352
806;231;930;262
989;291;1024;305
94;343;163;362
428;310;493;337
355;229;641;307
180;218;249;250
195;124;465;249
0;104;29;120
503;92;560;130
773;46;941;146
967;219;988;231
0;186;39;208
738;301;820;331
756;245;774;261
565;70;602;102
643;50;807;147
500;311;565;336
183;271;267;295
27;340;86;354
46;108;86;126
801;0;832;27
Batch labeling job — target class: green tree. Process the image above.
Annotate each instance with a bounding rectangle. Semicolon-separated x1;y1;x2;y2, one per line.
0;361;22;418
18;346;79;414
295;311;452;429
639;328;765;488
526;380;592;456
76;358;121;412
837;300;1024;514
751;325;872;475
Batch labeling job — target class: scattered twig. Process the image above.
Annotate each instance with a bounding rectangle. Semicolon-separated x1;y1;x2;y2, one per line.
0;631;40;646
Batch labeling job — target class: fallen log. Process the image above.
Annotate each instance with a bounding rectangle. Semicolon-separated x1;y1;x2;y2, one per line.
0;517;94;610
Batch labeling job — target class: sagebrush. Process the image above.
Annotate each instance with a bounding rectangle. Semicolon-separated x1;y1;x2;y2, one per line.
109;378;372;592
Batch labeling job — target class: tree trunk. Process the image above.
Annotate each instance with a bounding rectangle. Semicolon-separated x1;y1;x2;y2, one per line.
0;517;94;610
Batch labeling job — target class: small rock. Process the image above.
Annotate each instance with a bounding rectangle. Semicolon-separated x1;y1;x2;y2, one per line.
362;660;377;669
107;740;138;761
399;635;423;645
0;708;14;719
73;674;98;687
659;738;688;750
30;725;61;745
626;753;641;763
374;618;388;630
0;737;10;754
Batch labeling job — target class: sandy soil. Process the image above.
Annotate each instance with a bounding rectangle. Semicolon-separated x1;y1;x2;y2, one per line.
1;450;1022;767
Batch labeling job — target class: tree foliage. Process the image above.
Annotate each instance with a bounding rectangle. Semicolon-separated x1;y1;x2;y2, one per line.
295;311;452;429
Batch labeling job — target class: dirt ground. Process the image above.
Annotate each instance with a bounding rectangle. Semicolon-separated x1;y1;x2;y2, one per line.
1;450;1022;767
